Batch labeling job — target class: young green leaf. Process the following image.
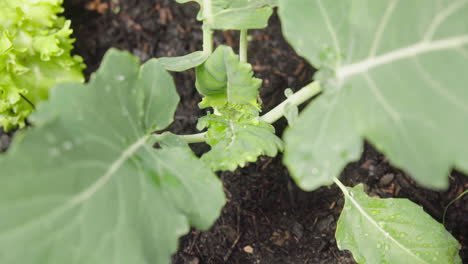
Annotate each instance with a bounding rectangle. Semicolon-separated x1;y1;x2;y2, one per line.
336;185;461;264
158;51;209;72
177;0;276;30
0;0;84;130
198;114;284;171
196;45;261;111
0;49;225;264
196;45;283;171
280;0;468;190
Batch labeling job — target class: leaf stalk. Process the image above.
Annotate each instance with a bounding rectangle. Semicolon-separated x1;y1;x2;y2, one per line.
156;81;322;143
239;29;248;62
260;81;321;124
203;25;213;55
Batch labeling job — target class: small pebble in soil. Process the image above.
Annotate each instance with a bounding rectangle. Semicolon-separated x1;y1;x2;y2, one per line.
379;173;395;186
188;257;199;264
315;214;335;234
291;221;304;240
243;245;254;254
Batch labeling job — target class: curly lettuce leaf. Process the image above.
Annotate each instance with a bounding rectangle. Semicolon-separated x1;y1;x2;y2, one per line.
196;45;283;171
0;0;84;131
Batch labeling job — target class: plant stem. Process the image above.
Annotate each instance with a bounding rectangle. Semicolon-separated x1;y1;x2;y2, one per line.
152;132;207;144
333;178;350;196
203;0;213;24
202;0;213;54
203;25;213;54
180;132;207;143
155;81;322;144
260;81;321;124
239;29;248;62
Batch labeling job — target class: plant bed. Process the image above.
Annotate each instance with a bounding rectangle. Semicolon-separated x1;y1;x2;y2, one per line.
0;0;467;263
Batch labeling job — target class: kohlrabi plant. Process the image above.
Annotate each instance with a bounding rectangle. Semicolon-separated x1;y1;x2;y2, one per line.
0;0;466;263
0;0;84;130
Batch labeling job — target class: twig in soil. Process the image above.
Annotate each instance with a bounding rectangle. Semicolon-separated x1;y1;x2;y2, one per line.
187;231;201;254
443;189;468;225
223;234;242;262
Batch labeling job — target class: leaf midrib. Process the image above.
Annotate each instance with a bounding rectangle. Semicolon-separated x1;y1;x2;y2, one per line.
336;35;468;79
0;134;150;240
344;189;429;264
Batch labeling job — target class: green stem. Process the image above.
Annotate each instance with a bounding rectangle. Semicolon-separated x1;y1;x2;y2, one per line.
239;29;248;62
156;81;322;144
202;0;213;54
180;132;207;143
333;178;349;196
153;132;207;144
260;81;321;124
203;25;213;55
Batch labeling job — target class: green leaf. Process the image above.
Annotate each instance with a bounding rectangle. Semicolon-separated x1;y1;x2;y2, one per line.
280;0;468;190
198;114;284;171
177;0;276;29
158;51;209;72
336;185;461;264
196;45;261;110
0;49;225;264
196;45;283;171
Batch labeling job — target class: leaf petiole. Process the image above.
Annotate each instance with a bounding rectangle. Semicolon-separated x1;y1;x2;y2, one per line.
203;25;213;55
239;29;248;62
260;81;321;124
155;81;321;143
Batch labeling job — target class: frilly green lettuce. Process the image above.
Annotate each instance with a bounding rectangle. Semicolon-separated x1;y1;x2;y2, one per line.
0;0;84;131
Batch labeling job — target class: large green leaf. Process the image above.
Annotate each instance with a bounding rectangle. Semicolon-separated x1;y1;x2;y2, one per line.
0;49;225;264
336;185;461;263
280;0;468;190
196;45;283;171
176;0;276;29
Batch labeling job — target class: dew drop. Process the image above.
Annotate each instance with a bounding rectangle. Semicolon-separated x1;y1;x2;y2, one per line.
63;141;73;150
122;108;130;117
377;243;382;249
311;168;319;175
49;148;60;157
46;133;56;143
105;86;111;92
116;75;125;81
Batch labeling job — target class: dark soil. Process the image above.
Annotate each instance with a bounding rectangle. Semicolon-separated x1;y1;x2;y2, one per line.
1;0;466;263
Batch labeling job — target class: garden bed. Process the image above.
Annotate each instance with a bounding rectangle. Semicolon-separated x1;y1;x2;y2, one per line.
1;0;466;263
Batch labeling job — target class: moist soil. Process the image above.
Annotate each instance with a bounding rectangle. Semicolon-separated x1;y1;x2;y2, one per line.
0;0;466;263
